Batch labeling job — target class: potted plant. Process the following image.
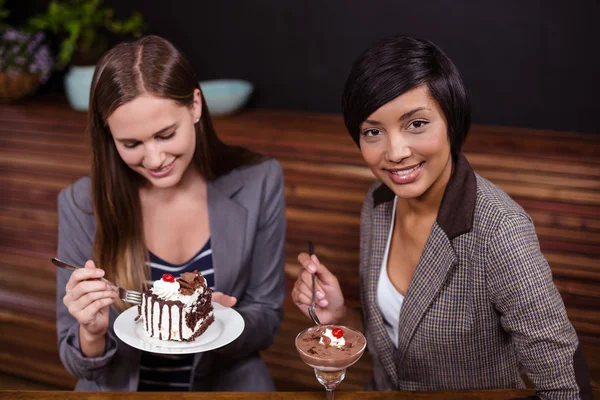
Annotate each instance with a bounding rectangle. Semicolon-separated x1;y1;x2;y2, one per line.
27;0;145;111
0;0;53;102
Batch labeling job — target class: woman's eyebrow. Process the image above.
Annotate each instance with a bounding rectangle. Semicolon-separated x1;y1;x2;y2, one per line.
114;123;177;142
363;107;430;126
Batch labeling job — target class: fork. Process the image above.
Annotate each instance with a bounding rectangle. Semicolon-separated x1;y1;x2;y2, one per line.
307;241;321;326
51;257;142;305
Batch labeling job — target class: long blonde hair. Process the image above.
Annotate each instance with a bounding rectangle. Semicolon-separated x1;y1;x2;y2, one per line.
88;35;261;309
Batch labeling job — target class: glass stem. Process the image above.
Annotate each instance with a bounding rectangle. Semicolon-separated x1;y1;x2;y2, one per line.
325;388;335;400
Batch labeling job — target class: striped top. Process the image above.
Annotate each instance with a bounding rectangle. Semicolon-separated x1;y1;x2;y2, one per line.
138;239;213;392
146;239;215;289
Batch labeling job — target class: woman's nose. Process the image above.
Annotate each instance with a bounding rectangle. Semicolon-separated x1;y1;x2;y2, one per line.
385;133;412;163
143;144;165;169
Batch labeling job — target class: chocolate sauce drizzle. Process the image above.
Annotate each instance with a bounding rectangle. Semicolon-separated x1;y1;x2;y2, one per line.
158;302;163;340
141;289;213;341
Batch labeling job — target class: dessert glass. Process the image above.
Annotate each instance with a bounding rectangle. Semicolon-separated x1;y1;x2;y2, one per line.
295;325;366;400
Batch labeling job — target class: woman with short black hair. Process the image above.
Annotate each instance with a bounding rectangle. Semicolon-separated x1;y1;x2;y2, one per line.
292;35;592;399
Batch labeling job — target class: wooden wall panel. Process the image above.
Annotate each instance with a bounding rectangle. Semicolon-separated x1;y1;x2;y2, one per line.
0;97;598;390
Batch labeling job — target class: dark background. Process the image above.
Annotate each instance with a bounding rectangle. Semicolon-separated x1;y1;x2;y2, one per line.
8;0;600;134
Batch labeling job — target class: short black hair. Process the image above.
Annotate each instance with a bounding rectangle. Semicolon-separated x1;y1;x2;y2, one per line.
342;35;471;158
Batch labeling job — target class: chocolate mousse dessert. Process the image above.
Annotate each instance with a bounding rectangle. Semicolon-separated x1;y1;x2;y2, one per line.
139;270;214;342
296;325;366;371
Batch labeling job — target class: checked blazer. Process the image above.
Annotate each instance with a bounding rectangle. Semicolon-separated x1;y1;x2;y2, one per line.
359;153;592;399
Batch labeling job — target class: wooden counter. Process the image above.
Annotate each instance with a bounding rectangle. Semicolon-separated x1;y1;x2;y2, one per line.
0;389;551;400
0;96;599;391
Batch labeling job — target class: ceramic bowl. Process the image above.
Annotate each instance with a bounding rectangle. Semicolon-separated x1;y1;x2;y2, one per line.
198;79;253;116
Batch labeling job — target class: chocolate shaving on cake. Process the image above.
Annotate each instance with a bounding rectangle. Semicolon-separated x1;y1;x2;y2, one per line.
177;278;194;289
322;335;332;347
178;271;205;295
176;278;194;295
189;270;206;287
180;272;197;284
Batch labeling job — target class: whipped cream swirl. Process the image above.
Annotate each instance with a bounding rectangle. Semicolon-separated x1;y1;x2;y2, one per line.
320;328;346;348
151;279;180;300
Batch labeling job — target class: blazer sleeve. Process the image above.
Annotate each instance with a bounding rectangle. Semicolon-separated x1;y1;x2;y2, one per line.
213;159;286;358
56;181;119;380
486;213;593;400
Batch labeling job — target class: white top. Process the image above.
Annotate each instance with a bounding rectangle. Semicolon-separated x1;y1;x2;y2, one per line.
377;195;405;348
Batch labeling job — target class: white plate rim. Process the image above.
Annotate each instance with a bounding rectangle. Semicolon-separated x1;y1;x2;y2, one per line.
113;302;244;354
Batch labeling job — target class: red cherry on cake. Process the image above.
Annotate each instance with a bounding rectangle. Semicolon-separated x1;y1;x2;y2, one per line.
332;327;344;338
162;273;175;282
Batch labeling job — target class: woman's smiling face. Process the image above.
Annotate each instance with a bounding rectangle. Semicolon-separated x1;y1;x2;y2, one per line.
107;90;201;189
359;85;453;200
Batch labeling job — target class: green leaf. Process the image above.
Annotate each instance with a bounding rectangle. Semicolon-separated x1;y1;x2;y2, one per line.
48;1;59;18
26;15;49;30
58;35;77;69
110;11;145;36
65;20;81;37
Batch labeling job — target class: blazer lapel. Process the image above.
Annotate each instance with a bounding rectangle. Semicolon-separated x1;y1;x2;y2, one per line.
193;169;246;376
395;154;476;373
365;195;399;388
206;169;248;296
365;154;476;384
395;224;457;370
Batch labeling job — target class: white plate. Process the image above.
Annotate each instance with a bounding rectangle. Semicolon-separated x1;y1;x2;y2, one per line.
114;302;244;354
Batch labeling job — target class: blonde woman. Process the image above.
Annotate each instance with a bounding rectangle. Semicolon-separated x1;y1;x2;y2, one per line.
57;35;286;391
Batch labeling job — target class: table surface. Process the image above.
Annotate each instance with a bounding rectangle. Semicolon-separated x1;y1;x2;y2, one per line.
0;389;561;400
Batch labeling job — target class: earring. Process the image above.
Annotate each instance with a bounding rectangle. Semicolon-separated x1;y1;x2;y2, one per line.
195;117;200;123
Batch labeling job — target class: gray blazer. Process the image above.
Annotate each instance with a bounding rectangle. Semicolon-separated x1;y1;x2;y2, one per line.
56;158;286;391
360;154;592;399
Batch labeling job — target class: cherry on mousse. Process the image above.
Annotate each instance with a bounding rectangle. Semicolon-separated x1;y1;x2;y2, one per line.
332;327;344;339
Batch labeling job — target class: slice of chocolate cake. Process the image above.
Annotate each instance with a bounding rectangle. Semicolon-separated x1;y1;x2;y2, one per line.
139;270;214;341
